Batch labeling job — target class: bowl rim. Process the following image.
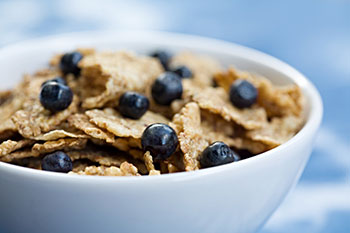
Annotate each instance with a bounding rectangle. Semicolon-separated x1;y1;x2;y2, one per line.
0;30;323;183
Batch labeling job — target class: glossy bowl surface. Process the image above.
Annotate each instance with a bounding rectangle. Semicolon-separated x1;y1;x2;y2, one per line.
0;31;323;233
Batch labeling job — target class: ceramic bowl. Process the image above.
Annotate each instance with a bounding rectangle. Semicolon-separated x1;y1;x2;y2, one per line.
0;31;323;233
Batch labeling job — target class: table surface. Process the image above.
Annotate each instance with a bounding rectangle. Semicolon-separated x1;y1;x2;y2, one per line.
0;0;349;232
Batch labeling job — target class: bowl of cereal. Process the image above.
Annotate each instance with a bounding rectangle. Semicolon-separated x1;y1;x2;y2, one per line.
0;31;322;233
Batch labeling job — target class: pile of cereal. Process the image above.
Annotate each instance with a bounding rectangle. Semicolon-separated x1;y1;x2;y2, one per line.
0;48;305;176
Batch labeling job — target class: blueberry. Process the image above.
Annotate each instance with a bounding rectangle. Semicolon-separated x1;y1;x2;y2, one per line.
151;72;183;105
41;151;73;173
212;78;218;87
172;65;193;79
141;123;178;160
199;141;239;168
229;80;258;108
40;82;73;112
150;50;172;70
41;77;67;87
59;52;83;76
119;92;149;119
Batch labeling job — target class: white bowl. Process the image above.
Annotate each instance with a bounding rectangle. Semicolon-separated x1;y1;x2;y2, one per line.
0;31;322;233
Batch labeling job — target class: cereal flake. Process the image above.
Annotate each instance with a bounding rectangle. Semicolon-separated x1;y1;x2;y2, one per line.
86;108;168;138
68;113;115;143
80;51;163;108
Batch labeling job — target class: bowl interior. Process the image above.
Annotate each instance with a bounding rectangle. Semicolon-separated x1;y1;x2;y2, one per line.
1;31;299;88
0;30;322;180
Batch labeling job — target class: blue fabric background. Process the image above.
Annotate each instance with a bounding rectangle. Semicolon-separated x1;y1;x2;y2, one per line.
0;0;349;232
